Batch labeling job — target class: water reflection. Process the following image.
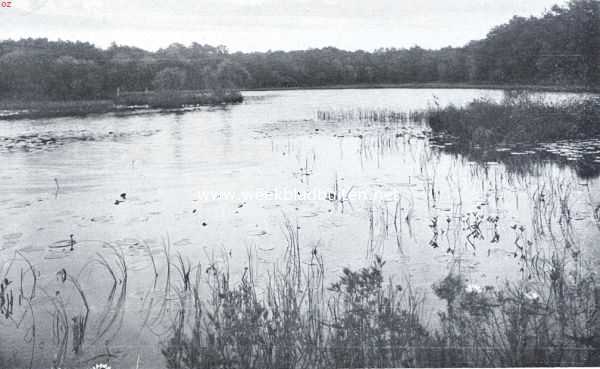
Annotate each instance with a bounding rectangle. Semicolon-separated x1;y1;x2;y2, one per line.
429;136;600;179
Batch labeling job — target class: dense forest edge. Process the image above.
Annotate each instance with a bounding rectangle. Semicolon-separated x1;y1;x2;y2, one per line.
242;83;600;93
0;0;598;109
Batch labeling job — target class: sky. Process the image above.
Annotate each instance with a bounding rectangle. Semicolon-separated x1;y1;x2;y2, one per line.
1;0;563;52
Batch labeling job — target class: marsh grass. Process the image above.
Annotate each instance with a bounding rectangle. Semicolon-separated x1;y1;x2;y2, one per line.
317;108;424;124
160;222;600;368
115;90;243;109
160;220;432;368
12;243;132;369
426;92;600;146
161;249;432;369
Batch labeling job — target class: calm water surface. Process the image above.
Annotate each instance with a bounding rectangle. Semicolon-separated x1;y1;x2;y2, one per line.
1;89;599;368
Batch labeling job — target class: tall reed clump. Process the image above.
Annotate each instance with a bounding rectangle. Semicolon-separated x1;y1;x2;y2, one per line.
317;108;424;124
426;91;600;145
161;227;431;369
161;224;331;369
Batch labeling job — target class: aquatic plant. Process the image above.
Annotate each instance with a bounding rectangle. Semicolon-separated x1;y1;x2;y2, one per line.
317;108;424;124
425;93;600;146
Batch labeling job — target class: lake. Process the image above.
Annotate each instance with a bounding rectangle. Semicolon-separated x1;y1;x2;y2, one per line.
1;88;599;368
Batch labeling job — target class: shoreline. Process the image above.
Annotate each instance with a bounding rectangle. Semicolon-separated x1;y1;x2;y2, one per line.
1;83;597;121
243;82;600;94
0;90;243;121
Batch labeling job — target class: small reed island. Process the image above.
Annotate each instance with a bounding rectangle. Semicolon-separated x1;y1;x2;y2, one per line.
0;89;243;120
425;91;600;145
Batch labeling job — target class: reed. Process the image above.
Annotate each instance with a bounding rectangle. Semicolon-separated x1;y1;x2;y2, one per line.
425;92;600;146
158;220;599;368
317;108;424;124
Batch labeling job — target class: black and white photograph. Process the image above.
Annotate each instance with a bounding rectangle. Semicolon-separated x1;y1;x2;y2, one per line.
1;1;600;368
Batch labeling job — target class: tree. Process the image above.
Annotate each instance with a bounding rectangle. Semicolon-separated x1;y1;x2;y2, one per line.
50;56;103;99
152;67;187;91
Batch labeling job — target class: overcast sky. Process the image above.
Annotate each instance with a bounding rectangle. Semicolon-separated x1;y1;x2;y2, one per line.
1;0;562;52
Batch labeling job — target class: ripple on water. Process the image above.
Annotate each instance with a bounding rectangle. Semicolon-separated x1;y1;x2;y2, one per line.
0;129;160;153
173;238;192;247
114;238;143;249
3;232;22;240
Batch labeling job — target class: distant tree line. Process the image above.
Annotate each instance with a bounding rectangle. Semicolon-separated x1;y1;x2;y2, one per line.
0;0;598;100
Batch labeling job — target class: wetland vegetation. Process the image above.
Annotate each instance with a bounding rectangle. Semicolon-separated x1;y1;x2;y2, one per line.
0;90;244;120
425;92;600;146
157;223;600;369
